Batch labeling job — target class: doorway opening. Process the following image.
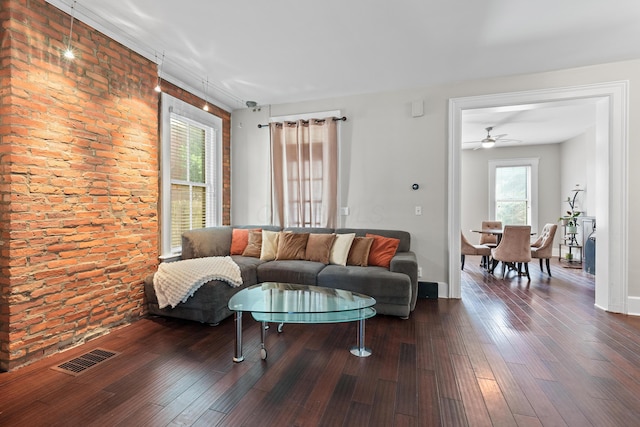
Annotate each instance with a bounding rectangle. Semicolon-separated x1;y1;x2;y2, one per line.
448;82;629;314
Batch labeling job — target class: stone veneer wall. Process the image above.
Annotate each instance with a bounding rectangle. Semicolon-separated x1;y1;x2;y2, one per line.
0;0;231;371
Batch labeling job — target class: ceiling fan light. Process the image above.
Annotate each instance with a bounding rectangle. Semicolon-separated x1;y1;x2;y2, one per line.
481;140;495;149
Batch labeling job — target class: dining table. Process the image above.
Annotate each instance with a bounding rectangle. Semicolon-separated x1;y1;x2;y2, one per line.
471;228;535;246
471;228;505;245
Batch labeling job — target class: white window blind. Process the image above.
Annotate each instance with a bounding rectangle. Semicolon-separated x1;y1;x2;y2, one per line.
169;115;214;248
161;93;221;257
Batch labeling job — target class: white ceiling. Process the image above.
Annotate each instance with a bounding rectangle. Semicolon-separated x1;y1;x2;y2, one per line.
461;98;600;149
47;0;640;144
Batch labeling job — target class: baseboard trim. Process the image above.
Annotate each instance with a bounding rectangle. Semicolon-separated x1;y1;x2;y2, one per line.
438;281;449;298
626;297;640;316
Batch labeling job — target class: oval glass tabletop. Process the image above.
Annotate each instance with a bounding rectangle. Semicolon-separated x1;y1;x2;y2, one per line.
228;282;376;315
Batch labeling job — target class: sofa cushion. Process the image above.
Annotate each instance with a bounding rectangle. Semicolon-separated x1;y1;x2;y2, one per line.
347;236;374;266
329;233;355;266
366;233;400;268
305;233;336;264
257;260;326;286
181;227;232;259
144;255;261;324
230;255;266;285
317;265;412;307
276;232;309;260
242;229;263;257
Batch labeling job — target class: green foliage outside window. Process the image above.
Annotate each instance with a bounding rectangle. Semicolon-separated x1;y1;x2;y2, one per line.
495;166;529;225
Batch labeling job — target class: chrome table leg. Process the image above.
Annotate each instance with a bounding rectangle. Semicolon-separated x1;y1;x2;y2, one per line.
350;318;372;357
233;311;244;362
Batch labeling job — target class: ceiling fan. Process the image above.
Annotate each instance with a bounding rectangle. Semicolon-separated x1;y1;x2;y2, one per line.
463;126;521;150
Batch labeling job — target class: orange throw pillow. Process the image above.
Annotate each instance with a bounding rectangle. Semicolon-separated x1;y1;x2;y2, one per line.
366;233;400;268
230;229;248;255
231;228;260;255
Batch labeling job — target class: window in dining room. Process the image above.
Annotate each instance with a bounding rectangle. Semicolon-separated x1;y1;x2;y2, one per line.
489;158;538;229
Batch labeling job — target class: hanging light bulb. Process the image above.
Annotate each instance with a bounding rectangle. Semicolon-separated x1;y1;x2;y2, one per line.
202;77;210;111
154;51;164;92
64;1;77;60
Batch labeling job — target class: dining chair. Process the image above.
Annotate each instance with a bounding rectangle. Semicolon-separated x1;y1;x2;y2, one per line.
490;225;532;280
461;232;491;270
480;220;502;248
531;223;558;276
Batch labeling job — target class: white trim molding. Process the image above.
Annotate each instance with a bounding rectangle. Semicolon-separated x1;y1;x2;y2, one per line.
448;81;629;315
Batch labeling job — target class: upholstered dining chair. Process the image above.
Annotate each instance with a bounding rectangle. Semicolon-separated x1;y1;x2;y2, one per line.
531;223;558;276
490;225;532;280
461;232;492;270
480;220;502;248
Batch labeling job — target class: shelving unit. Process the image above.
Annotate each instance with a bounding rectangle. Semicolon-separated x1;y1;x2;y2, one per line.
559;186;584;267
558;225;582;266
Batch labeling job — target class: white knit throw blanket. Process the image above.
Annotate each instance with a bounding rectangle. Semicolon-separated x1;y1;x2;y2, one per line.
153;256;243;309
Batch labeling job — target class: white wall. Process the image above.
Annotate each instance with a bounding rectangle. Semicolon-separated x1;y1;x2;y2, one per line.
231;58;640;299
461;144;562;246
560;126;596;217
232;92;450;281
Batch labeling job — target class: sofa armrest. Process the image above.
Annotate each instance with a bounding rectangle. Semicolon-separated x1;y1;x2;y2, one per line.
390;251;418;312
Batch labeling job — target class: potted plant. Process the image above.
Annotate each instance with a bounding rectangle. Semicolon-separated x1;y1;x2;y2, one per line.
559;210;581;233
559;185;583;234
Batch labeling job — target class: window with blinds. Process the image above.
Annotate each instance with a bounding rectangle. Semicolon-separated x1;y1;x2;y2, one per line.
160;93;221;258
169;116;214;248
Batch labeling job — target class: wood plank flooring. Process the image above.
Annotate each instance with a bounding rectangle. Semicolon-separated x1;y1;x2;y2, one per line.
2;257;640;426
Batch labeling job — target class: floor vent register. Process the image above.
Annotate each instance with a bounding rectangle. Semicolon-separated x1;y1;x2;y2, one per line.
51;348;120;376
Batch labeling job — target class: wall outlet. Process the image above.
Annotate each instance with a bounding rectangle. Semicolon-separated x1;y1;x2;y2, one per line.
418;267;422;278
415;206;422;215
340;207;350;215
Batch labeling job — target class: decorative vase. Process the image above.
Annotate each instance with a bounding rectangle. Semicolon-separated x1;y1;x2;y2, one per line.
566;225;577;234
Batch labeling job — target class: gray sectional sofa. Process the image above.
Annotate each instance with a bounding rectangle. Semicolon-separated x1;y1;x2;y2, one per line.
144;226;418;325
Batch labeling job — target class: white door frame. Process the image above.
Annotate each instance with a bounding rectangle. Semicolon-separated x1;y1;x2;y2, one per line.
448;81;629;314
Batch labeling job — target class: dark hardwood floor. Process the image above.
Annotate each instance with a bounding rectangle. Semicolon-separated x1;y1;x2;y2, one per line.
2;258;640;426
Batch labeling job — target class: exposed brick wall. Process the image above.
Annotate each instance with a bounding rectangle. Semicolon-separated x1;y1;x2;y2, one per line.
0;0;11;373
0;0;230;371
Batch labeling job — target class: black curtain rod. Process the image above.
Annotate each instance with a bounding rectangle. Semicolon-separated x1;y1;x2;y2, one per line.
257;116;347;128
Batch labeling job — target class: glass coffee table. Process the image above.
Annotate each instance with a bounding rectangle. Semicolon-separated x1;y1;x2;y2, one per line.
228;282;376;362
